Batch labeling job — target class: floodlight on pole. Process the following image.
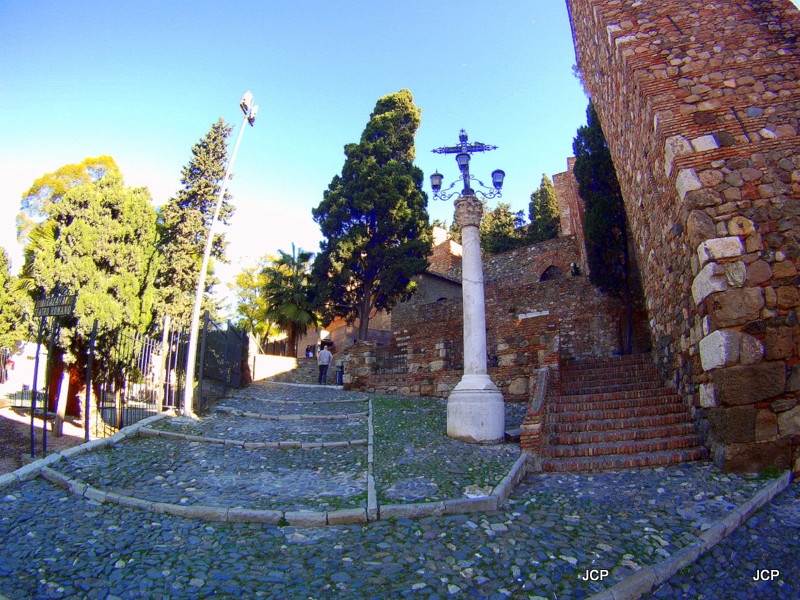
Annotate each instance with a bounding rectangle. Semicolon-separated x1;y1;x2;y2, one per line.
182;91;258;417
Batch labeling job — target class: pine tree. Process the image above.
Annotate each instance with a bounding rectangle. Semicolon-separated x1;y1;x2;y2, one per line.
22;169;160;414
312;89;432;340
480;202;527;255
528;174;560;244
155;119;233;328
0;247;28;354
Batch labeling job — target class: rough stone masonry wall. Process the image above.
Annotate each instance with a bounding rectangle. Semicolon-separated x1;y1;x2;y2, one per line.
344;236;635;402
567;0;800;473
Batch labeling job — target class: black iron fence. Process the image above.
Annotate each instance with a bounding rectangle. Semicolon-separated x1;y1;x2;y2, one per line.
91;328;188;439
8;312;247;456
374;345;407;375
197;312;246;412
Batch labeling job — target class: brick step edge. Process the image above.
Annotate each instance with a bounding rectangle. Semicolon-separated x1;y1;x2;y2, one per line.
561;366;661;384
559;379;667;395
545;412;692;434
545;436;703;459
548;391;681;410
541;447;709;473
561;354;654;371
547;423;697;446
546;403;690;423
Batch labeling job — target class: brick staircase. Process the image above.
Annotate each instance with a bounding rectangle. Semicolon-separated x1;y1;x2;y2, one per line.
541;353;707;472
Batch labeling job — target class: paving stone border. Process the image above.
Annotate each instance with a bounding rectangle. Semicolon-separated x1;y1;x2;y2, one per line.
588;470;793;600
137;426;368;449
0;403;533;527
213;405;368;420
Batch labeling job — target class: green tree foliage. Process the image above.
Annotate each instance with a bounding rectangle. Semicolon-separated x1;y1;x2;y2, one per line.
480;202;527;255
22;168;160;415
26;171;160;343
0;247;28;352
312;89;432;340
155;119;233;328
232;257;280;352
573;102;633;352
17;155;119;243
261;245;318;357
528;174;560;244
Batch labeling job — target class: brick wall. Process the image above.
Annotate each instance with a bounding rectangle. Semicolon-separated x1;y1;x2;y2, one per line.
567;0;800;473
344;236;641;402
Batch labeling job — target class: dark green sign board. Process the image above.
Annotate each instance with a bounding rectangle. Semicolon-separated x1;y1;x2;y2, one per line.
34;294;77;318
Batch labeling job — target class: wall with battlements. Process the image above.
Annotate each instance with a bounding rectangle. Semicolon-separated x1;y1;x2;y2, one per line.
567;0;800;472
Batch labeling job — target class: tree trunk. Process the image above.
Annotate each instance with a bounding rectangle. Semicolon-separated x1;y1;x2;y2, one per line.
357;291;373;342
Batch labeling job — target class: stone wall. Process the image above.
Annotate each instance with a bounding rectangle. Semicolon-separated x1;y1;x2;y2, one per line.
343;236;640;402
567;0;800;472
553;157;590;276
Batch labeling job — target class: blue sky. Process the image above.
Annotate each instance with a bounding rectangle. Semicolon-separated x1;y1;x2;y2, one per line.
1;1;589;308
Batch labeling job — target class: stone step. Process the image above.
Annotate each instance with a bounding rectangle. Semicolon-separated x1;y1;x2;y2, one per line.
545;412;693;434
267;358;320;385
549;387;678;407
559;378;665;396
559;364;661;384
541;447;709;473
545;401;690;424
545;435;702;459
547;422;698;446
561;353;654;372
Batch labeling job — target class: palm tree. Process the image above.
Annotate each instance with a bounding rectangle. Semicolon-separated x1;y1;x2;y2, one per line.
262;244;318;357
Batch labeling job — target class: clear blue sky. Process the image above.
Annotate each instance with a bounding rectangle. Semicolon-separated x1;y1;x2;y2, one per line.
1;0;589;309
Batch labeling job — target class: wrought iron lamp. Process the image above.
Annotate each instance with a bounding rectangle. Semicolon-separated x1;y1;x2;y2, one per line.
430;130;505;200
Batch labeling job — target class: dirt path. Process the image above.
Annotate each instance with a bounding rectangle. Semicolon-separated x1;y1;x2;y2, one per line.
0;407;87;475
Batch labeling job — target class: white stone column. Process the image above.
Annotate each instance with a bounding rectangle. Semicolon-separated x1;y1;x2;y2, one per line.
447;195;505;443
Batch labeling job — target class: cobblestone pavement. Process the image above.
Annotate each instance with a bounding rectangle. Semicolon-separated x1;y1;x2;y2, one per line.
0;381;797;599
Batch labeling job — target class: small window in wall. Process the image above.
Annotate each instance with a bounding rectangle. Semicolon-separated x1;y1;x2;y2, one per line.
540;265;564;281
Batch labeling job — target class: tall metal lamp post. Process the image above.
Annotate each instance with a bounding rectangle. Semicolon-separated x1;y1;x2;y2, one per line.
431;129;506;443
182;91;258;417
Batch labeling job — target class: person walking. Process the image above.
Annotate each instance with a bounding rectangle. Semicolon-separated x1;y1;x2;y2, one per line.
317;345;333;384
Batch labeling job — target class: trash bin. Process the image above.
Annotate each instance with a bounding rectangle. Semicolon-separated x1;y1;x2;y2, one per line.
335;364;344;385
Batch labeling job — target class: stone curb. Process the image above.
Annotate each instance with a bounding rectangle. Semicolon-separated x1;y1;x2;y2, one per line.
0;412;171;492
25;426;531;527
213;406;368;421
138;426;368;449
588;470;793;600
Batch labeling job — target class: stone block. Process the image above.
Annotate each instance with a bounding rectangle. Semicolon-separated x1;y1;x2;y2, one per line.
664;135;693;176
697;237;745;267
699;329;739;371
777;405;800;436
718;439;792;473
776;285;800;308
773;260;797;279
507;377;528;396
284;511;327;527
692;262;729;305
707;405;756;443
724;261;747;287
692;134;719;152
764;327;794;360
327;508;368;525
746;260;772;286
785;365;800;393
227;508;283;524
708;287;764;328
677;168;703;200
755;410;778;440
739;333;764;365
687;210;717;249
699;383;717;407
713;361;786;406
728;216;756;237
